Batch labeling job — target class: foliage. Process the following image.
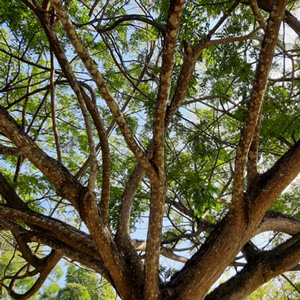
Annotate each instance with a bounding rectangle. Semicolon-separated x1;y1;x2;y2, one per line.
247;274;300;300
0;0;299;300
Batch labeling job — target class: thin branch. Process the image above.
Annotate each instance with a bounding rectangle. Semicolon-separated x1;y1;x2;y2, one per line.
205;26;261;47
80;87;110;223
93;14;164;34
183;94;248;111
51;0;157;181
0;48;52;75
115;44;155;238
281;274;300;295
50;49;62;164
78;90;99;191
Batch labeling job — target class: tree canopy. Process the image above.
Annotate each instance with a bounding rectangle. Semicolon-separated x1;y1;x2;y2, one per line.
0;0;300;299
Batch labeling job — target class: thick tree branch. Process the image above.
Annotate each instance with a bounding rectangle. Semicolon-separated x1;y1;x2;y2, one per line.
249;0;267;29
0;172;28;210
0;219;62;300
166;0;241;127
144;1;184;299
75;43;154;180
24;6;144;297
0;217;110;281
79;192;142;300
256;211;300;235
252;0;300;37
205;231;300;300
171;137;300;298
32;7;103;192
153;0;184;170
12;230;42;268
0;145;19;156
115;0;242;251
248;139;300;224
0;204;101;260
0;106;84;208
285;10;300;36
115;163;146;273
232;1;288;219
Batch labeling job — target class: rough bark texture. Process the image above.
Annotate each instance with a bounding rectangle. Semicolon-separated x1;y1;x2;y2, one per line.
144;1;185;299
0;0;299;300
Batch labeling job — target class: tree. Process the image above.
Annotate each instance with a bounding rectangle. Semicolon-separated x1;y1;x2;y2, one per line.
247;273;300;299
0;0;300;299
57;264;116;300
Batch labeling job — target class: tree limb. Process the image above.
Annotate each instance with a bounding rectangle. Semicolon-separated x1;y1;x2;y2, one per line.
93;15;164;34
144;1;185;299
205;231;300;300
232;1;288;220
255;211;300;235
0;106;84;208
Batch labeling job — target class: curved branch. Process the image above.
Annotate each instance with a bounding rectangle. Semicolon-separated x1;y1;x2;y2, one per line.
160;248;188;263
285;10;300;36
12;230;42;268
115;0;239;253
79;191;141;300
77;87;99;191
0;217;110;281
132;239;188;263
79;84;111;224
92;15;164;34
255;211;300;236
0;106;84;208
249;0;267;29
27;7;143;298
253;0;300;37
50;49;62;164
6;250;62;300
0;204;99;259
